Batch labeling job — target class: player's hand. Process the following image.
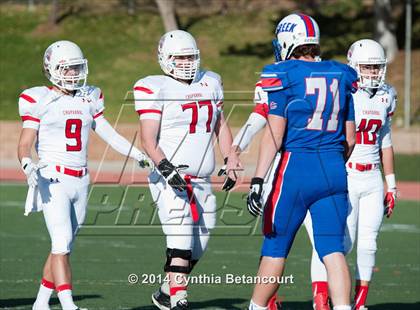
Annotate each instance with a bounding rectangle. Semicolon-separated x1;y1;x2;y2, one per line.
247;177;264;217
21;158;47;188
384;188;397;218
218;155;242;191
218;157;236;191
137;152;154;170
157;158;188;192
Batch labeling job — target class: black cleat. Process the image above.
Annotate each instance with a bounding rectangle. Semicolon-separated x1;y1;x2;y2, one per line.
151;287;170;310
171;299;189;310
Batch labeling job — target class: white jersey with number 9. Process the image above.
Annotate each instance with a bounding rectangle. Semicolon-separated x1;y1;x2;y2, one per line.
18;85;105;167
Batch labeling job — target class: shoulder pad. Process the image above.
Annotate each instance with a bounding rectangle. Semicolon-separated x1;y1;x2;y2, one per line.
133;75;166;96
19;86;50;105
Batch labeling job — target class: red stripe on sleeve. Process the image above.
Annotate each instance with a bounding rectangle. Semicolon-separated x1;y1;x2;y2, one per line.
21;115;40;123
99;92;104;99
19;93;36;104
261;77;282;88
134;86;154;94
253;104;269;119
93;111;104;119
136;109;162;115
388;112;394;117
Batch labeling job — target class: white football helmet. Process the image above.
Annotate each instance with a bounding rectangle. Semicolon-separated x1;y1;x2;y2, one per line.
43;40;88;91
273;13;320;61
158;30;200;81
347;39;387;89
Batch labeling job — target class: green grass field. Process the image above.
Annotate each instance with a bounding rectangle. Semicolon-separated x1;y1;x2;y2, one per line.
0;184;419;309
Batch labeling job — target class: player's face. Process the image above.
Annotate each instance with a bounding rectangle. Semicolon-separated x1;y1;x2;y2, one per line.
62;64;84;77
359;64;381;75
172;55;196;68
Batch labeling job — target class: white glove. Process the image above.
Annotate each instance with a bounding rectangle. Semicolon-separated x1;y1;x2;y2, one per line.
137;152;154;170
21;157;46;188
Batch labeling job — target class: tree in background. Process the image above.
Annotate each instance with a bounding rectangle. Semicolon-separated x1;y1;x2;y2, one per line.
374;0;398;63
155;0;179;31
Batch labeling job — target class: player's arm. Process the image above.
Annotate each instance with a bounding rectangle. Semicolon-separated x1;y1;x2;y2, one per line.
247;114;286;216
18;128;44;188
232;112;267;154
140;118;187;191
344;87;356;160
380;100;397;217
140;119;166;165
18;90;46;187
17;128;37;163
344;120;356;161
232;84;269;153
254;115;286;178
215;112;242;191
93;116;152;168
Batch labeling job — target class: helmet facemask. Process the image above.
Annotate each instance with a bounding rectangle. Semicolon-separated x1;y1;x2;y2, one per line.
160;51;200;81
355;62;386;89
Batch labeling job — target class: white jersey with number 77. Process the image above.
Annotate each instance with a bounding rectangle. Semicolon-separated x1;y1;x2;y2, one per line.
133;70;224;177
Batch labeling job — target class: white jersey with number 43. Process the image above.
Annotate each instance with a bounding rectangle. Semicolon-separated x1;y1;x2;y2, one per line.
349;83;397;165
18;85;105;167
134;70;223;177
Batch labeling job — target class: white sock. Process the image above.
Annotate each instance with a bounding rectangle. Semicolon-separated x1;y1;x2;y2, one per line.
161;281;170;295
57;289;78;310
249;299;268;310
333;306;351;310
33;284;53;308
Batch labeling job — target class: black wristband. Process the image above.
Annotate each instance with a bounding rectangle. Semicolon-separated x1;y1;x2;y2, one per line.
251;177;264;186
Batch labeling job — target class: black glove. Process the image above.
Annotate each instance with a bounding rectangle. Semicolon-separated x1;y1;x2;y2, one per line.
247;177;264;217
157;159;188;192
217;157;236;191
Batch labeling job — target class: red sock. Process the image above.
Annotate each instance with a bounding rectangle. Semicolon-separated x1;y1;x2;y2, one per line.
56;284;72;292
267;294;280;310
354;285;369;309
312;281;328;297
41;278;55;290
169;286;187;296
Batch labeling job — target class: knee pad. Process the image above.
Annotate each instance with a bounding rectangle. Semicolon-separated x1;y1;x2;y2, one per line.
357;237;377;254
164;248;192;274
50;235;72;255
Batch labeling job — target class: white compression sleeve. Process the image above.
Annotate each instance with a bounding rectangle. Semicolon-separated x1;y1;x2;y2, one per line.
93;116;142;160
232;112;267;152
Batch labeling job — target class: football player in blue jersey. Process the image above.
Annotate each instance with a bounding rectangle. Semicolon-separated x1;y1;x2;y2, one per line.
246;14;357;310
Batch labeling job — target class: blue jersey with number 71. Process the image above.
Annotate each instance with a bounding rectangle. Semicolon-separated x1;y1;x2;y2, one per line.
261;60;358;153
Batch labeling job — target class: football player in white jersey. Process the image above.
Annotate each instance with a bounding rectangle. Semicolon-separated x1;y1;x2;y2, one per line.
134;30;240;310
304;39;397;310
17;40;151;310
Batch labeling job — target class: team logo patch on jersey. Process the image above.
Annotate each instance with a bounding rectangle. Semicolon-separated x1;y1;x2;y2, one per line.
270;101;277;110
